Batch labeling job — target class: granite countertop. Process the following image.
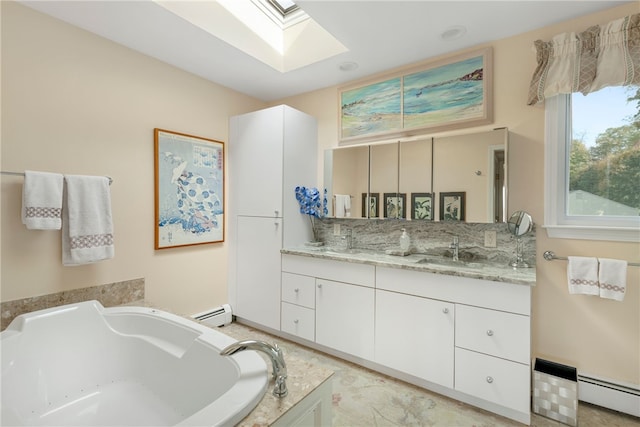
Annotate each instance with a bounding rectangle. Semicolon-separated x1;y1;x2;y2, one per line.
127;300;334;427
282;246;536;286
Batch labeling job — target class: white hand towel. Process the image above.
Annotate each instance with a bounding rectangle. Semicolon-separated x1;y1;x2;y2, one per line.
344;194;351;217
62;175;114;266
22;170;64;230
335;194;349;218
567;256;599;295
598;258;627;301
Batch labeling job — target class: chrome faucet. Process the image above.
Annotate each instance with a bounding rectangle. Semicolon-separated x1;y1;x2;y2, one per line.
220;339;288;397
341;228;353;250
449;236;459;261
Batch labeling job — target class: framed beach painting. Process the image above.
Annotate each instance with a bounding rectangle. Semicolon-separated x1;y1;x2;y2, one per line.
439;192;466;222
154;129;225;249
411;192;433;220
339;48;492;143
341;78;402;141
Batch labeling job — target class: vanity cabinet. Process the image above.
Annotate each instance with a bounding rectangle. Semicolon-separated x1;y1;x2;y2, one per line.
316;279;374;360
228;105;317;330
375;289;454;388
276;254;532;424
281;254;376;360
281;272;316;341
376;265;531;423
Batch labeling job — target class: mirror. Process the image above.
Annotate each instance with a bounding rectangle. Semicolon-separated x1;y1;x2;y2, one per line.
324;128;508;222
507;210;533;268
507;210;533;236
433;128;507;223
399;138;433;220
325;145;369;218
370;142;399;218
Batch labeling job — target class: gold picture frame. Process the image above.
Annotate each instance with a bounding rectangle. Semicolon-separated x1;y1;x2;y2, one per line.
154;128;225;249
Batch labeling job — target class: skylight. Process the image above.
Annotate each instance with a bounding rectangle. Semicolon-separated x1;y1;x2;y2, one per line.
155;0;347;73
268;0;299;16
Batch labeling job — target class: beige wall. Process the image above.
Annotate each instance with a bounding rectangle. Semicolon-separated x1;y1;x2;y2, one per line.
0;2;265;315
275;3;639;385
2;1;638;386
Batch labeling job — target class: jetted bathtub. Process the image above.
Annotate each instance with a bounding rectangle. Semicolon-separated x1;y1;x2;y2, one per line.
1;300;268;426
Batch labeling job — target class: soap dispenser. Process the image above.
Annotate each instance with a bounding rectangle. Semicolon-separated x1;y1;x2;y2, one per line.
399;228;410;252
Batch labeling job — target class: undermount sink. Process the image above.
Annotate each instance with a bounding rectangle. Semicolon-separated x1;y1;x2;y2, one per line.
415;257;485;268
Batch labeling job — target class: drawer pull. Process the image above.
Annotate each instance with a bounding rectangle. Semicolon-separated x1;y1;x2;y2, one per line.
294;319;299;324
486;376;494;384
486;329;494;336
294;288;300;293
442;308;449;314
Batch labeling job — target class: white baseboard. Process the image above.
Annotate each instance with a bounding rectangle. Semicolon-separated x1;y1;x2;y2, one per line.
578;373;640;418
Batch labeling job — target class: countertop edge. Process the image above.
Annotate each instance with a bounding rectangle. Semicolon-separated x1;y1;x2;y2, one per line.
281;248;536;287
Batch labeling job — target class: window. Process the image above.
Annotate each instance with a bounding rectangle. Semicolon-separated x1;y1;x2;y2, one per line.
544;86;640;242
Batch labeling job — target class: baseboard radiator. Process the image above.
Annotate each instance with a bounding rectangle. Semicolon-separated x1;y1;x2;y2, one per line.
578;373;640;417
192;304;232;327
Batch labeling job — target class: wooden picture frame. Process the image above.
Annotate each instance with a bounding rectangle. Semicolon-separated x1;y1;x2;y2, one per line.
439;191;466;221
339;47;493;143
411;192;434;220
383;193;406;219
154;128;225;249
362;192;379;218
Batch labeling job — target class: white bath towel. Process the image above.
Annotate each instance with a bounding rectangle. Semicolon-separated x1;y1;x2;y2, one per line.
334;194;351;218
598;258;627;301
62;175;114;266
567;256;600;295
21;170;64;230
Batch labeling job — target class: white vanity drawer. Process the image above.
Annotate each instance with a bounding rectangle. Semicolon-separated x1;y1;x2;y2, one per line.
281;302;315;342
455;304;530;364
282;272;315;309
282;254;375;288
455;348;530;414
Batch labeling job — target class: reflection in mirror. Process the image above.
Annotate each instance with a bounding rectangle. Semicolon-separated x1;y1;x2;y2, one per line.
400;138;433;220
507;210;533;236
370;143;399;219
507;210;533;268
325;146;369;218
433;128;507;223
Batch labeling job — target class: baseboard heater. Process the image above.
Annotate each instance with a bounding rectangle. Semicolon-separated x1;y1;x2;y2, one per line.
578;373;640;417
192;304;232;327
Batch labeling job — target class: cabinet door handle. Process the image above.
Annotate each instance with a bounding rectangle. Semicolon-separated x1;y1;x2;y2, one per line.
442;308;449;314
486;329;494;336
486;376;494;384
317;284;322;289
294;288;300;293
294;319;299;324
274;210;279;217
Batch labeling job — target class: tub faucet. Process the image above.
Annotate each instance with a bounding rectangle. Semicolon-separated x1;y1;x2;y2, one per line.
449;236;459;261
220;339;288;398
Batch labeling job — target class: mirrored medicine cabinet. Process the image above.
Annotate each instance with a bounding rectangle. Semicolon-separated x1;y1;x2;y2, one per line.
324;128;508;223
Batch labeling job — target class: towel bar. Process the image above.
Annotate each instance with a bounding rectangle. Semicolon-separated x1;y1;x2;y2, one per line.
1;171;112;185
543;251;640;267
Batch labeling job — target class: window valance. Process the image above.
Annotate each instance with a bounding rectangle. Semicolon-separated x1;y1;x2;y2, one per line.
528;13;640;105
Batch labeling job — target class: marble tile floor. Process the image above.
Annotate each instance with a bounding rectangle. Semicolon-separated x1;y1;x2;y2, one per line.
220;322;640;427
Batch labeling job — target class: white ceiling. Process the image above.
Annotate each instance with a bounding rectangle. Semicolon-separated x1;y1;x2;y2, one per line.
19;1;631;102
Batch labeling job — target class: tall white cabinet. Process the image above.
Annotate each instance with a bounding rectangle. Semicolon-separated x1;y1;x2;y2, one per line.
228;105;317;330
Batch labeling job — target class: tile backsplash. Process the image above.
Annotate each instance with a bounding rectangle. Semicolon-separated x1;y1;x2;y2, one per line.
315;218;536;266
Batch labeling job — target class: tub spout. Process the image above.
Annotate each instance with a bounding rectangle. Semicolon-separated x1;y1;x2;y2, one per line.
220;339;288;398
